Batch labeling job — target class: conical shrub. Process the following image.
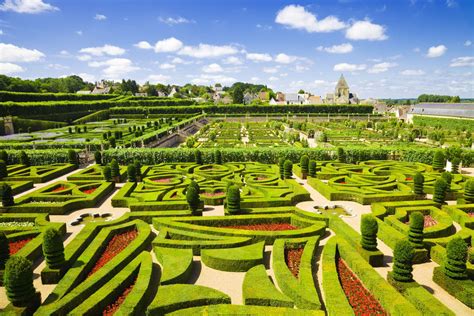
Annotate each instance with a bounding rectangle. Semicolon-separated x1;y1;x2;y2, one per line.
42;228;65;269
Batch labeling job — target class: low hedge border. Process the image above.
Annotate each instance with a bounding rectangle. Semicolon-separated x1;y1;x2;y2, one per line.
167;304;325;315
432;266;474;309
5;163;76;183
371;200;439;220
443;204;474;229
201;241;264;272
154;246;193;284
67;164;129;182
2;180;34;195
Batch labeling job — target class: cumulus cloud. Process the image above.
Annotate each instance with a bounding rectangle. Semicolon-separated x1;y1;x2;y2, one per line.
79;44;125;57
450;56;474;67
0;62;24;74
246;53;272;62
274;53;298;64
134;41;153;50
317;43;353;54
426;45;447;58
76;73;95;83
345;20;388;41
400;69;425;76
263;67;278;74
154;37;183;53
0;0;58;14
275;5;346;33
333;63;366;72
202;63;223;73
178;44;238;58
147;74;170;83
0;43;44;62
88;58;139;79
367;62;397;73
223;56;242;65
190;74;236;85
159;16;194;25
159;63;175;70
94;14;106;21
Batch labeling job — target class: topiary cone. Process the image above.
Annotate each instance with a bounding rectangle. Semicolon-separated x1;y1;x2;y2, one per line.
392;240;415;282
4;256;37;307
413;172;424;195
308;160;317;178
42;228;65;269
360;214;378;251
0;231;9;269
408;212;424;249
226;185;241;214
463;179;474;204
444;237;468;280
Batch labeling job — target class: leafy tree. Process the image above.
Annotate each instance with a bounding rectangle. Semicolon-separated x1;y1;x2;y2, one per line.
413;172;424;195
186;181;201;214
337;147;346;163
300;155;309;179
194;149;203;165
109;159;120;182
102;166;112;182
433;178;448;204
4;256;37;307
432;150;446;171
360;214;378;251
0;160;7;179
214;149;222;164
226;185;241;214
284;160;293;179
19;151;30;166
127;164;137;182
94;151;102;165
408;212;424;248
0;231;9;269
232;86;244;104
444;237;468;279
308;160;317;178
464;179;474;203
1;183;14;207
392;240;415;282
42;228;65;269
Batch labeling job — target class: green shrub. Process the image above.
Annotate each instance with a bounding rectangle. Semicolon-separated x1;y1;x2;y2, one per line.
444;237;468;279
0;150;8;164
42;228;65;269
413;172;424;195
226;185;241;214
392;240;414;282
300;155;309;178
19;150;30;166
4;256;36;307
110;159;120;181
278;158;285;180
0;159;7;179
1;183;14;207
186;181;201;214
68;149;78;166
408;212;424;249
360;214;378;251
433;150;445;171
194;149;202;165
109;136;116;148
433;178;448;204
0;231;9;269
102;166;112;182
441;172;452;192
464;179;474;203
94;152;102;165
308;160;316;177
451;157;460;174
134;159;142;181
127;164;137;182
337;147;345;163
214;150;222;164
284;160;292;179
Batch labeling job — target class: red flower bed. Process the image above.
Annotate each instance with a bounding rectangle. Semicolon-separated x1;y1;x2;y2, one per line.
467;212;474;218
201;191;225;197
88;229;138;278
222;223;297;231
405;177;413;181
103;279;136;316
405;215;438;228
9;238;33;255
82;187;97;194
285;247;304;278
153;178;172;183
52;186;67;192
337;257;387;316
256;176;268;181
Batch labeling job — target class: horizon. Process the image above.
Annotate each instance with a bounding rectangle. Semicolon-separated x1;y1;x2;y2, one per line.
0;0;473;98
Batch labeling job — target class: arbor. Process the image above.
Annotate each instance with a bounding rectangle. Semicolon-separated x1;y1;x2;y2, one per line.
1;183;14;207
0;159;8;179
214;150;222;164
194;149;203;165
42;228;65;269
408;212;424;248
413;172;424;195
284;160;293;179
433;178;448;204
19;151;30;166
4;256;37;306
0;231;9;269
360;214;378;251
94;151;102;165
392;240;415;282
432;150;445;171
337;147;346;163
308;160;317;178
464;179;474;203
444;237;468;279
186;181;201;214
300;155;309;179
127;164;137;182
226;185;241;214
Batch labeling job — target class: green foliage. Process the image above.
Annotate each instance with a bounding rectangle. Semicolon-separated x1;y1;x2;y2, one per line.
226;185;241;214
232;86;244;104
108;136;116;148
110;159;120;179
417;94;461;103
0;150;8;164
4;256;36;307
94;151;102;165
127;164;137;182
408;212;424;249
464;179;474;203
0;231;9;269
360;214;378;251
444;237;468;279
392;240;414;282
433;178;448;204
19;150;30;166
67;149;78;166
278;158;285;180
441;172;452;192
300;155;309;175
432;150;445;171
0;159;7;179
1;183;14;207
214;149;222;164
42;228;65;269
186;181;201;214
308;160;316;177
337;147;345;163
451;157;460;174
194;149;203;165
102;166;112;182
134;159;142;180
413;172;424;195
284;160;292;179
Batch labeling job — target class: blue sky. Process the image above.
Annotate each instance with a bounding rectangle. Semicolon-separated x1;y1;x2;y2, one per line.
0;0;473;98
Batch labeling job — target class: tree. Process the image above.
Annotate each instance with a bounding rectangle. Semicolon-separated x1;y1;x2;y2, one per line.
284;160;293;179
19;151;30;166
441;172;452;192
226;185;241;214
298;89;305;94
432;150;445;171
134;160;142;181
194;149;203;165
102;166;112;182
451;157;460;174
213;149;222;164
108;136;116;148
0;159;7;179
278;158;285;180
319;132;328;143
127;164;137;182
232;86;244;104
109;159;120;182
68;149;78;166
337;147;345;163
4;256;37;307
433;178;448;204
413;172;424;195
186;181;201;214
94;151;102;165
444;237;468;279
360;214;378;251
464;179;474;203
1;183;14;207
300;155;309;179
42;228;65;269
0;150;8;164
308;160;317;178
0;231;9;269
392;240;414;282
408;212;424;248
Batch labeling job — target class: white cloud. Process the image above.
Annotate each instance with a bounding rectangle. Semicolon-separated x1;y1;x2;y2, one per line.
154;37;183;53
76;30;83;36
295;64;309;72
77;54;91;61
202;63;223;73
159;16;194;25
446;0;457;8
268;76;279;81
450;56;474;67
0;43;44;62
47;63;69;70
159;63;175;70
250;76;259;82
223;56;242;65
345;20;388;41
134;41;153;50
263;67;278;74
171;57;187;64
367;62;397;73
0;30;3;35
333;63;366;72
313;79;329;87
464;40;472;47
0;62;24;74
400;69;425;76
317;43;353;54
79;44;125;57
191;74;236;85
147;74;170;83
179;44;238;58
76;73;95;82
246;52;272;62
426;45;447;58
0;0;58;14
88;58;139;79
94;14;106;21
275;53;297;64
275;5;346;33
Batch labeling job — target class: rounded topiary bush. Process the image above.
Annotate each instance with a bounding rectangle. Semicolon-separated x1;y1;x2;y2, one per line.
441;172;452;192
464;179;474;204
444;237;468;279
186;181;201;214
300;155;309;178
360;214;378;251
194;149;203;165
94;151;102;165
0;231;9;269
308;160;317;178
433;178;448;204
1;183;14;207
392;240;415;282
413;172;424;195
19;151;30;167
102;166;112;182
226;185;241;214
42;228;65;269
451;157;460;174
278;158;285;180
337;147;345;163
4;256;36;307
109;159;120;182
432;150;445;171
284;160;292;179
127;164;137;182
408;212;424;249
214;150;222;165
68;149;78;166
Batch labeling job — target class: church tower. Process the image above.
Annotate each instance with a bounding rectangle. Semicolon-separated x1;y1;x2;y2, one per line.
335;74;349;100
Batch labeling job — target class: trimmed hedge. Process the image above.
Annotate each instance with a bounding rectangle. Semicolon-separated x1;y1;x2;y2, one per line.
201;241;264;272
154;246;193;285
432;266;474;308
167;304;325;315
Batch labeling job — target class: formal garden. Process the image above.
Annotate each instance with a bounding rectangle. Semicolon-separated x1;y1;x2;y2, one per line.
0;93;472;315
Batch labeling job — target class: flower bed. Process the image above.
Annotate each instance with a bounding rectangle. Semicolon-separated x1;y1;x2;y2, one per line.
285;247;304;278
88;229;138;277
404;215;438;228
153;178;172;183
0;221;35;227
82;187;97;194
52;186;67;192
102;279;136;316
201;191;225;198
222;223;298;231
9;238;33;255
337;257;387;316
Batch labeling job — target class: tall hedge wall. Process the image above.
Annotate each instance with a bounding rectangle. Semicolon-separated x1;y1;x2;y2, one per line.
0;91;117;102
